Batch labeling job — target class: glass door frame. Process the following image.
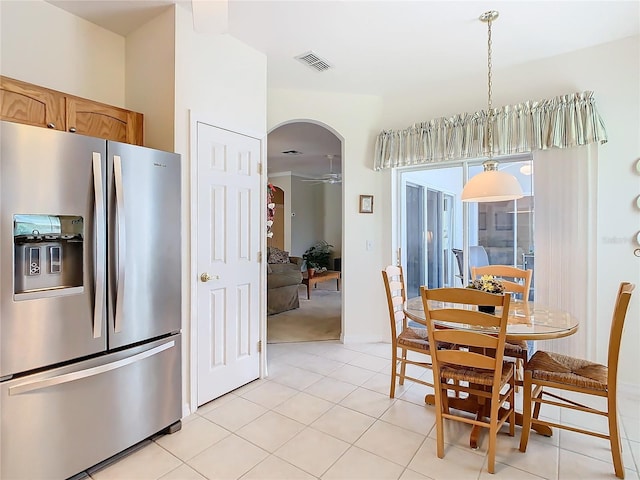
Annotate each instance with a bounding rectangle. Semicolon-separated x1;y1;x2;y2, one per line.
394;161;470;292
392;154;533;293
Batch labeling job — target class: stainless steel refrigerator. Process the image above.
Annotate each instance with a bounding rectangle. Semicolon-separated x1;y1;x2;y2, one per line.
0;121;182;479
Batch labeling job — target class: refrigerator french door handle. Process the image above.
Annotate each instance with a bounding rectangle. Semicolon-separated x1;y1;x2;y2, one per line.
113;155;126;333
8;341;175;395
92;152;105;339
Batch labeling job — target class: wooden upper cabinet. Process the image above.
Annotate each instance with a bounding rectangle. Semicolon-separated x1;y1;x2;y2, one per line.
66;97;143;145
0;76;65;131
0;76;143;145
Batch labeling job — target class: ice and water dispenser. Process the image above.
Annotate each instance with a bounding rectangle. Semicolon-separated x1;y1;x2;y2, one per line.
13;214;84;299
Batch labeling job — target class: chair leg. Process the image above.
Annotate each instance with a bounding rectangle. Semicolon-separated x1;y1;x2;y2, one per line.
515;358;523;393
488;401;499;474
441;383;450;414
519;371;533;452
607;394;625;478
532;393;542;420
433;383;445;459
390;348;398;398
509;375;515;437
399;348;408;385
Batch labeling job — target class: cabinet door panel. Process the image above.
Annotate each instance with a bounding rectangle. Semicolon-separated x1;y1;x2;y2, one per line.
66;97;143;145
0;77;65;130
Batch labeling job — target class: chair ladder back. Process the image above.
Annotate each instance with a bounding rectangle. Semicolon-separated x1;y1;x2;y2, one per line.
382;266;407;339
607;282;635;387
429;308;504;329
421;287;511;380
435;329;500;350
420;285;515;474
471;265;532;302
437;348;498;371
426;286;507;306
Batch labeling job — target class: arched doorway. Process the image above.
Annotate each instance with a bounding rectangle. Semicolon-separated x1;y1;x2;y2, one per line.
266;121;343;343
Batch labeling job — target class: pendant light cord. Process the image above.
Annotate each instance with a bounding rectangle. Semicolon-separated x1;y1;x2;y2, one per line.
487;14;493;161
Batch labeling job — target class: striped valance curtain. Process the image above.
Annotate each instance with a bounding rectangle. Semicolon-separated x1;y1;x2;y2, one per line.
373;91;608;170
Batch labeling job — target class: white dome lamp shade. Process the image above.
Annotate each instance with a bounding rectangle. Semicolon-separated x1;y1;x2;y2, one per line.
462;160;524;202
461;10;524;203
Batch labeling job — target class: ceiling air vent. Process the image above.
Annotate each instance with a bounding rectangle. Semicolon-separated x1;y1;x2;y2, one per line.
295;51;332;72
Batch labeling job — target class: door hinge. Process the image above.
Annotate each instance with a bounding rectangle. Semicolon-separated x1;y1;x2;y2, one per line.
257;340;262;353
258;251;262;262
257;162;262;175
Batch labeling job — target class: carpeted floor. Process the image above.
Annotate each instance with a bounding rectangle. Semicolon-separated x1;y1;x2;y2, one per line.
267;283;341;343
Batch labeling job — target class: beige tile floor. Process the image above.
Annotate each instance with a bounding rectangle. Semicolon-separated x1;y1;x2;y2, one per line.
90;341;640;480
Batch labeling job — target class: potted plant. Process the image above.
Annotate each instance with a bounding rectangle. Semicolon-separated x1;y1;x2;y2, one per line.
467;275;505;313
302;241;333;277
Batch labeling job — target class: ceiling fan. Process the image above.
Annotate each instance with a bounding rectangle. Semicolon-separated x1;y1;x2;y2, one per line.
302;155;342;184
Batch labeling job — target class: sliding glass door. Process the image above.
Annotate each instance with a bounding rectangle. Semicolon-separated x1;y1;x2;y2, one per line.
405;183;424;299
399;156;534;298
401;166;462;297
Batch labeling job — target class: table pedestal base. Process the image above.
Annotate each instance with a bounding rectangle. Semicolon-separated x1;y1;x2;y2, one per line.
424;393;552;449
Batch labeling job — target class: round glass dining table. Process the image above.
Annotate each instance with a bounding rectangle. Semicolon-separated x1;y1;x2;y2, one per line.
404;296;579;342
404;295;579;447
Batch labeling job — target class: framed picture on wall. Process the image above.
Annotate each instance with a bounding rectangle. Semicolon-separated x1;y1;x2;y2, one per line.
359;195;374;213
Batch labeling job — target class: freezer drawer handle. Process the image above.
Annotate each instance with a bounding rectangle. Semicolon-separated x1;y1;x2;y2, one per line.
113;155;126;333
8;341;175;396
93;152;105;339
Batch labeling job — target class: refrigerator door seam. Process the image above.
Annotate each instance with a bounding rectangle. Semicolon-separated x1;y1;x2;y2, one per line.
113;155;125;333
8;340;175;395
92;152;105;339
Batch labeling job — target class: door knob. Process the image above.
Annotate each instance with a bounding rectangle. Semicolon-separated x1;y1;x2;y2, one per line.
200;272;219;282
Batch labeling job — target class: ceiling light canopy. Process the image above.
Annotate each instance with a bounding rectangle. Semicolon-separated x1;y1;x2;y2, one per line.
461;11;523;203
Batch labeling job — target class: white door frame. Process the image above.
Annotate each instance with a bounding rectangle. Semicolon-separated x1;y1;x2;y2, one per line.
188;111;267;415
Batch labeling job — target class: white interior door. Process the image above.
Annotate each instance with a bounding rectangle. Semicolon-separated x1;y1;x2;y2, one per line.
196;122;261;406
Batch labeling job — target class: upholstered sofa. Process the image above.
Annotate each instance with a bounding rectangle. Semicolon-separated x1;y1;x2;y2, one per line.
267;248;303;315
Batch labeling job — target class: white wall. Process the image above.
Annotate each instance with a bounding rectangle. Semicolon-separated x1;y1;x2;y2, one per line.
323;183;343;260
174;3;266;140
290;175;319;257
268;89;386;343
1;1;269;413
0;1;125;106
173;3;267;412
382;36;640;392
3;1;638;393
269;36;638;390
125;9;175;152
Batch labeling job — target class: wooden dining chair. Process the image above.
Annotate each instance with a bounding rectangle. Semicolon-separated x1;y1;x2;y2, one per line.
471;265;533;382
471;265;532;302
420;286;516;474
382;265;434;398
519;282;635;479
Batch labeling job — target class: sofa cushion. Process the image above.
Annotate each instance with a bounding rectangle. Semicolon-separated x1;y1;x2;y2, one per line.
267;265;302;289
267;247;289;264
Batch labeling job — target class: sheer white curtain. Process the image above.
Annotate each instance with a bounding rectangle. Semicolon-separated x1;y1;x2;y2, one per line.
533;144;597;359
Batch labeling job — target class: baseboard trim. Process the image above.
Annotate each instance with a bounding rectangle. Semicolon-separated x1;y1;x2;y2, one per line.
341;333;384;344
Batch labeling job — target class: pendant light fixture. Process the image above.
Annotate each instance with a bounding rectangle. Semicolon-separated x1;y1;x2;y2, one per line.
461;10;524;203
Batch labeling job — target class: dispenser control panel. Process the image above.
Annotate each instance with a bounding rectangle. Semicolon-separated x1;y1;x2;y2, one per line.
13;214;84;298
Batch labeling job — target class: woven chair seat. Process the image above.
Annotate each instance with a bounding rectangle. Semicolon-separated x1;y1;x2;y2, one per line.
526;351;608;391
504;340;528;360
397;326;430;352
440;361;514;386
